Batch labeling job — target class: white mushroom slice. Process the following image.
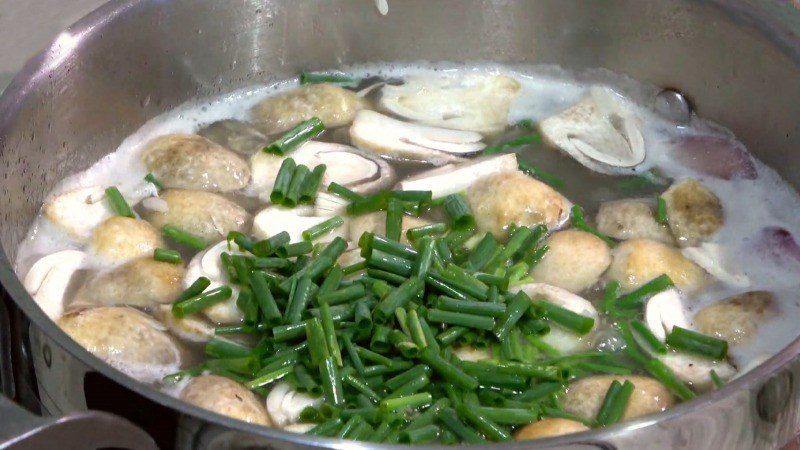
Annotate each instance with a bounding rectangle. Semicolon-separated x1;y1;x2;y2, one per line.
315;192;349;216
644;288;691;342
252;206;347;244
397;154;518;199
181;375;271;426
539;86;645;175
251;141;394;199
284;423;316;434
682;243;751;288
452;345;493;362
266;381;323;428
23;250;86;320
58;306;184;383
155;305;215;343
141;196;169;213
379;74;521;134
657;352;736;392
466;170;571;239
511;283;598;354
350;110;485;165
44;186;114;242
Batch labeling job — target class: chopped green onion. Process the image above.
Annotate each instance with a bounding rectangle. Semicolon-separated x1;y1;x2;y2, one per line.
299;164;327;204
144;172;163;190
665;326;728;360
172;286;232;318
153;248;182;264
656;196;669;225
284;164;310;207
426;309;495;331
443;194;475;230
406;223;447;242
276;241;314;258
595;379;635;426
534;301;595;335
346;192;390;216
482;134;540;155
264;117;325;156
518;160;565;189
710;369;725;389
104;186;135;218
299;72;361;87
162;225;207;251
385;199;403;242
327;182;363;202
631;320;667;354
270;157;297;204
570;205;615;247
302;216;344;241
616;274;674;309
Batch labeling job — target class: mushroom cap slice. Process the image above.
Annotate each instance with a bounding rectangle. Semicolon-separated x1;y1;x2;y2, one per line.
23;250;86;320
253;206;348;244
89;217;164;263
379;74;521;134
596;198;675;245
694;291;775;345
250;141;395;199
662;179;724;247
198;119;268;156
44;186;113;242
144;189;249;242
539;87;645;175
155;305;215;343
58;306;183;383
466;170;571;239
350;110;485;165
452;345;493;362
141;134;251;193
397;154;519;199
644;288;691;342
73;257;185;308
657;352;736;392
530;230;611;293
563;375;675;421
606;239;709;294
347;211;430;245
250;83;363;134
681;243;751;288
511;283;598;354
265;381;324;428
514;418;589;441
180;375;271;426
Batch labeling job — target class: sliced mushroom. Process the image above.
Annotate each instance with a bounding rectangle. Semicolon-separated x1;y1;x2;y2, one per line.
253;206;348;244
644;288;691;342
250;141;395;200
694;291;775;345
530;230;611;293
58;306;183;383
198;119;269;155
397;154;519;199
682;243;751;288
514;418;589;441
141;134;251;193
466;170;571;239
43;186;114;241
347;211;430;245
72;258;184;308
315;192;350;216
144;189;249;242
662;179;723;247
511;283;598;355
155;305;215;343
596;198;674;245
250;83;363;134
23;250;86;320
350;110;485;165
141;196;170;213
606;239;709;294
184;240;243;325
180;375;271;426
379;74;521;134
562;375;675;420
89;217;164;263
657;351;736;392
265;381;323;428
539;87;645;175
284;423;316;434
452;345;493;362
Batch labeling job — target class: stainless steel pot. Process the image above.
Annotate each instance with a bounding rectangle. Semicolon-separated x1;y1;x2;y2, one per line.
2;0;800;448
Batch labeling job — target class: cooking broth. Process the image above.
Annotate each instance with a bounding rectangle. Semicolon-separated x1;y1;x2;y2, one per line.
14;63;800;442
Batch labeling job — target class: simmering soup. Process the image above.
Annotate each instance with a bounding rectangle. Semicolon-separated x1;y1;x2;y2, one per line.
15;63;800;443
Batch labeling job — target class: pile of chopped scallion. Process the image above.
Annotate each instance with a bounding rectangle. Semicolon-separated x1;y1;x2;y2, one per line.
153;114;729;444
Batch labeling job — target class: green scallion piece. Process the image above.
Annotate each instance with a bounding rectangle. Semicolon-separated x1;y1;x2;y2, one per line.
418;347;478;390
270;158;297;204
666;326;728;360
600;280;621;314
284;275;316;324
360;232;418;259
252;231;291;257
493;291;531;340
412;236;435;279
374;278;425;322
710;369;725;389
436;296;506;317
162;225;207;251
596;379;635;426
299;72;361;87
276;241;314;258
379;392;432;412
144;172;163;190
305;317;330;365
104;186;135;218
426;309;495;331
631;319;667;354
346;192;390;216
284;164;310;207
317;284;365;306
327;182;363;202
467;233;500;271
534;300;595;335
319;301;342;366
656;196;669;225
153;248;182;264
443;193;475;230
644;358;696;401
245;365;293;390
616;274;674;309
406;223;447;242
399;424;440;444
482;134;539;155
302;216;344;241
455;403;511;442
437;407;485;444
299;164;327;204
172;286;233;318
264;117;325;156
570;205;615;247
391;190;433;203
518;160;565;189
385;199;403;242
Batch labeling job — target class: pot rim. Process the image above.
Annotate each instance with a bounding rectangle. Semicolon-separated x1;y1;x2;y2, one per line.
1;0;799;448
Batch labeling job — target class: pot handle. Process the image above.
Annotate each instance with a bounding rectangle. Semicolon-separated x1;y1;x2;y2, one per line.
0;395;159;450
